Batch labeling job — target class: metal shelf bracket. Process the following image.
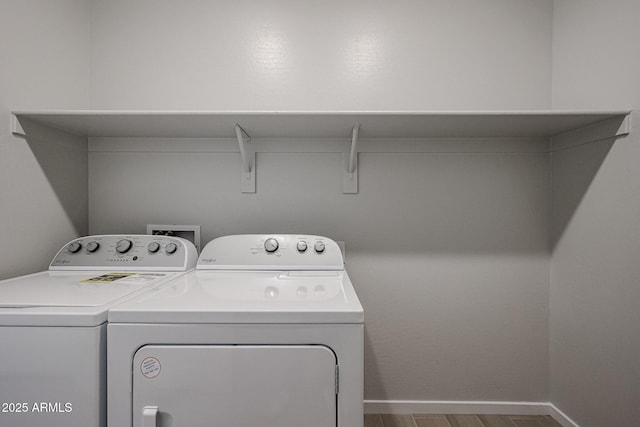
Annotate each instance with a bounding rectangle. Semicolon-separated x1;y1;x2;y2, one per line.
234;124;255;193
342;123;360;193
10;114;26;138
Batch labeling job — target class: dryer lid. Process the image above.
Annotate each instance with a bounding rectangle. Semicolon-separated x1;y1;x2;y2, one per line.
108;270;364;324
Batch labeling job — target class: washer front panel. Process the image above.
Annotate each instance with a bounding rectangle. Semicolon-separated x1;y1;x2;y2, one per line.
0;325;105;427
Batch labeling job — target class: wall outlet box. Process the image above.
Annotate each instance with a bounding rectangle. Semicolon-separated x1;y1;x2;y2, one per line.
147;224;201;252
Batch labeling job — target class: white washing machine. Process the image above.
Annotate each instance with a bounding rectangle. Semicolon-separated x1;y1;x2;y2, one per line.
0;235;198;427
108;234;364;427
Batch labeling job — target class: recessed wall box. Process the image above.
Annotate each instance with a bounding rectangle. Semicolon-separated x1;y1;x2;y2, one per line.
147;225;201;252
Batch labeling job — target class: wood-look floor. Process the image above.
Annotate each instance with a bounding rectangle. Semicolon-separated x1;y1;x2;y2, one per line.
365;414;563;427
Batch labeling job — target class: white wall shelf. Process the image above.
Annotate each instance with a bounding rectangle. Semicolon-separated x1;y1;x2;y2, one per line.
10;110;631;139
10;110;632;193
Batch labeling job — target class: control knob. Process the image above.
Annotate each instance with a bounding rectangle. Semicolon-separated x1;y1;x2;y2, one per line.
297;240;308;252
147;242;160;254
264;238;279;253
314;240;326;253
115;239;133;254
86;241;100;253
165;242;178;254
67;242;82;254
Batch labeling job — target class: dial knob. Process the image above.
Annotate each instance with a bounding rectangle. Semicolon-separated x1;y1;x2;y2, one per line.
147;242;160;253
67;242;82;254
264;238;279;253
86;241;100;253
314;240;326;253
165;242;178;254
115;239;133;254
297;240;308;252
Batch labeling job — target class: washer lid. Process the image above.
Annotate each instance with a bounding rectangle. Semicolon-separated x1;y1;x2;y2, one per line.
108;270;364;324
0;271;173;308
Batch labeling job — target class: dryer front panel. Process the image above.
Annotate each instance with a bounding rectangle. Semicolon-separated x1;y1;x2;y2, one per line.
132;345;337;427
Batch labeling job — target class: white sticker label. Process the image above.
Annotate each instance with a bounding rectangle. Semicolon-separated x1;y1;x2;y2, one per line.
140;357;161;379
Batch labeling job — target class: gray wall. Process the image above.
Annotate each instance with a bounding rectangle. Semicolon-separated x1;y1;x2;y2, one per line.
85;0;555;402
89;0;552;110
10;0;640;416
0;0;89;280
89;138;551;401
551;0;640;425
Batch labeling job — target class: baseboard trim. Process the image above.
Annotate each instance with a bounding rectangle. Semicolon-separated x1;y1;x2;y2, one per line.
364;400;579;426
549;403;580;427
364;400;549;416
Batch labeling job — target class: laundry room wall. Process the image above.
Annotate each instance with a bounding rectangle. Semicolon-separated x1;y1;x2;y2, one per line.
89;139;552;403
0;0;89;280
87;0;554;403
551;1;640;425
88;0;552;111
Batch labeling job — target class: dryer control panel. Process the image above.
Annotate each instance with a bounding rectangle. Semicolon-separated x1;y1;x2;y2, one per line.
198;234;343;270
49;235;198;271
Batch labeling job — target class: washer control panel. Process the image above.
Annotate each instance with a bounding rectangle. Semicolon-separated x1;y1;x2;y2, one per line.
49;235;198;271
198;234;343;270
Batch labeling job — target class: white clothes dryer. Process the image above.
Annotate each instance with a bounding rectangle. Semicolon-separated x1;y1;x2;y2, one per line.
0;235;197;427
108;234;364;427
